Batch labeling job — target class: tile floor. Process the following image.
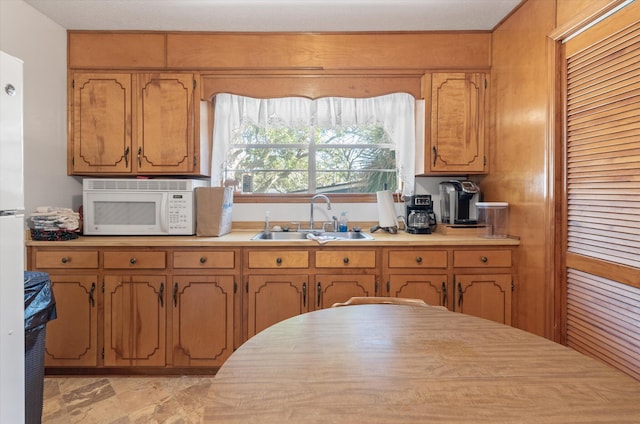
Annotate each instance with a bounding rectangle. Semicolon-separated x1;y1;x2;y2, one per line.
42;375;217;423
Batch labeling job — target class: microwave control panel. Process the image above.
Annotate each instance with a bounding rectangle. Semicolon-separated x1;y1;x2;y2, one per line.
168;193;193;233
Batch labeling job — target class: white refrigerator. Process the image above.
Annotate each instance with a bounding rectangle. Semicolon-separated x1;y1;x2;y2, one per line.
0;50;25;424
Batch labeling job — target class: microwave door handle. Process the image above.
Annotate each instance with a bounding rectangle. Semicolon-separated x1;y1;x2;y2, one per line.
160;193;168;232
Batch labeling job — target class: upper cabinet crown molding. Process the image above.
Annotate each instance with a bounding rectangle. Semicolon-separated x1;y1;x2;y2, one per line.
68;31;492;71
68;32;167;69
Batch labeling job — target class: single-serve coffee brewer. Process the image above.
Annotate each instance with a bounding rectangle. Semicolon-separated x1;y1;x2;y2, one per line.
405;195;437;234
439;180;481;225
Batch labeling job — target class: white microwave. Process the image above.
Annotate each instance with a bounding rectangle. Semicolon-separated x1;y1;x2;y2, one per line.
82;178;209;235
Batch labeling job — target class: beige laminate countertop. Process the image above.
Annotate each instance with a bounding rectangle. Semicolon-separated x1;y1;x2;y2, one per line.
25;230;520;247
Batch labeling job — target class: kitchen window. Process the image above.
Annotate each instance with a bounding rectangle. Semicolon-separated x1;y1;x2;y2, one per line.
211;93;417;197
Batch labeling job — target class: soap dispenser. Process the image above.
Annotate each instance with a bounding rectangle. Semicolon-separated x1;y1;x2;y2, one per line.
338;212;348;232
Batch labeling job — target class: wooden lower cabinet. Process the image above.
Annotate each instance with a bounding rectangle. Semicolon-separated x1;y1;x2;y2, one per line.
103;275;167;367
387;275;449;308
453;274;512;325
245;248;379;339
246;274;377;338
246;275;310;338
315;275;377;309
171;275;235;366
384;248;449;307
451;248;514;325
27;243;516;372
45;274;99;367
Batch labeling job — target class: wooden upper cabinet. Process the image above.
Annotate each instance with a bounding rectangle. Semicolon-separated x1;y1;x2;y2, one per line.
136;73;195;174
426;72;487;174
70;73;132;174
69;72;209;177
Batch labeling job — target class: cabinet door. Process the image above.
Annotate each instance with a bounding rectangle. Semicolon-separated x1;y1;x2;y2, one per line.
430;72;486;173
45;274;99;367
71;73;132;174
247;275;310;338
103;275;166;366
387;275;449;308
136;73;195;174
171;275;235;367
314;275;377;310
454;274;512;325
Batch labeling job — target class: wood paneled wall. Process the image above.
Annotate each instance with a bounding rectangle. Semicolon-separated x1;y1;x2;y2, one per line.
482;0;557;337
556;0;615;27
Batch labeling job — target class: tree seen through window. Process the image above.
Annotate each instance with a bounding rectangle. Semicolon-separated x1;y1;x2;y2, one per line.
224;123;396;194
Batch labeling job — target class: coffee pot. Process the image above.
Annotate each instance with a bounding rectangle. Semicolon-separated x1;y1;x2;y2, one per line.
405;195;437;234
408;210;430;230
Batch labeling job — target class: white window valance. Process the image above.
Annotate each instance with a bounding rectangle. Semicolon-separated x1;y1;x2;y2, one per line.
212;92;417;196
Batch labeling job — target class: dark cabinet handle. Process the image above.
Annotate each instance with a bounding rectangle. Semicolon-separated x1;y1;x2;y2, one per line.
317;282;322;308
441;281;447;307
387;280;390;293
432;146;438;167
124;146;130;167
481;256;488;263
89;282;96;307
457;282;463;309
343;257;349;264
158;282;165;307
276;257;282;265
173;283;178;307
137;147;142;167
129;257;137;265
302;282;307;307
416;256;422;263
199;256;207;264
61;257;69;264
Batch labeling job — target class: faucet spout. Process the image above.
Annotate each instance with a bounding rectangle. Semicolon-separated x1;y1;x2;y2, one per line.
310;194;331;230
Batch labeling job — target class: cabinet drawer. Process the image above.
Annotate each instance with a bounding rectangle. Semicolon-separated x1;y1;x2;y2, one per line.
248;250;309;268
173;250;236;269
387;250;447;268
35;250;98;269
453;250;512;268
316;250;376;268
103;251;166;269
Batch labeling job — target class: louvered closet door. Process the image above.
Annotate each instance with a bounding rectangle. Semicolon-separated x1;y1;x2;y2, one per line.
563;2;640;380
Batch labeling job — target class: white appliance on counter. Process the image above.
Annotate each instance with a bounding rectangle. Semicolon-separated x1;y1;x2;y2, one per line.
82;178;209;235
0;50;25;424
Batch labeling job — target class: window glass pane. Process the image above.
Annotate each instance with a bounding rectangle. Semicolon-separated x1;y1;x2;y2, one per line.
238;124;310;145
316;125;393;147
225;123;396;194
222;101;401;194
316;147;396;193
226;145;309;193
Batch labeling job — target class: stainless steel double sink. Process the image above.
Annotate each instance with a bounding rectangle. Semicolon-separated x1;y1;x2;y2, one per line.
251;230;374;241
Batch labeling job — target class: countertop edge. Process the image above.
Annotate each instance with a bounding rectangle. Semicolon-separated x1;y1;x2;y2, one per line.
25;231;520;247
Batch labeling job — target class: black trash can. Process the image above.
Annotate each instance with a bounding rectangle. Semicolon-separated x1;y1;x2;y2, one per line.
24;271;57;424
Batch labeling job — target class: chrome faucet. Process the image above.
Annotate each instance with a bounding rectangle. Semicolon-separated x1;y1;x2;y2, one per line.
309;194;331;230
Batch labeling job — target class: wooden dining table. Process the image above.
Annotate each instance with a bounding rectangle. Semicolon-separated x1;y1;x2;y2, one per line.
204;305;640;423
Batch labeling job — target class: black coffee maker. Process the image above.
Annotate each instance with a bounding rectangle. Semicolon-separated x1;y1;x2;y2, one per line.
405;195;437;234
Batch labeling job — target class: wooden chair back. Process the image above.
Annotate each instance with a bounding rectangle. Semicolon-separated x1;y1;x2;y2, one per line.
332;296;430;308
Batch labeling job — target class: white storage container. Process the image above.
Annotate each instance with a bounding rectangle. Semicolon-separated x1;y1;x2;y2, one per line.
476;202;509;238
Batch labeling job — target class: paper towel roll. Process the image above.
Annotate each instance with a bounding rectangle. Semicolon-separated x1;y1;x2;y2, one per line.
376;190;398;228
